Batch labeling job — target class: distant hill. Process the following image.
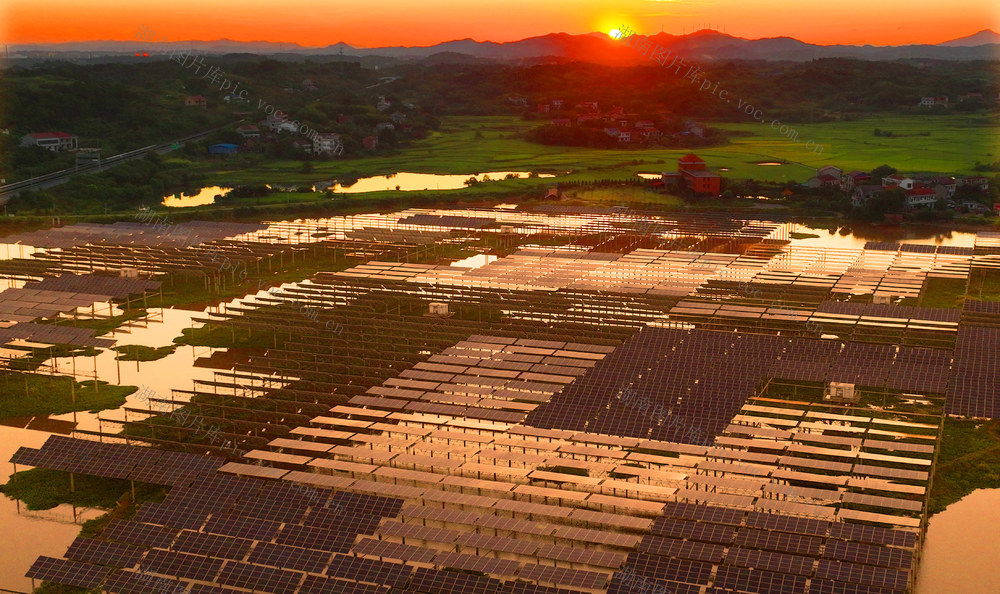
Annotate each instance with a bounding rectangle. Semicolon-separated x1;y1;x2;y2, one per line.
939;29;1000;47
8;29;1000;63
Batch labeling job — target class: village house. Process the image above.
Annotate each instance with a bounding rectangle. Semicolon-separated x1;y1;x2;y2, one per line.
313;133;343;155
603;127;630;143
841;171;871;191
931;176;957;200
550;118;572;127
20;132;78;151
236;124;260;139
662;153;722;196
184;95;208;108
905;187;938;208
882;173;906;188
265;111;288;131
919;96;949;107
852;184;883;207
958;176;990;193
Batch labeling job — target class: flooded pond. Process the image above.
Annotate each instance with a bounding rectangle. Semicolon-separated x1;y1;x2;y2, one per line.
330;171;554;193
0;425;104;592
451;254;498;269
162;186;232;208
915;489;1000;593
791;224;979;250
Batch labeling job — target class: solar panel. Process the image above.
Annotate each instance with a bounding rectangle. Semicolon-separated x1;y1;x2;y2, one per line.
723;546;816;576
275;524;355;553
324;553;413;588
64;537;145;567
216;561;305;594
816;559;909;590
203;514;283;541
298;575;391;594
712;565;808;594
26;557;110;590
408;567;504;594
172;531;254;560
103;569;188;594
139;549;224;582
247;543;333;574
102;520;179;549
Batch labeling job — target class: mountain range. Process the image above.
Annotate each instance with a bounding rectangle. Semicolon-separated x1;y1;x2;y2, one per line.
7;29;1000;63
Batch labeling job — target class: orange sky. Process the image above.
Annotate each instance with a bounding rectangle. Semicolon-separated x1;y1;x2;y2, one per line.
2;0;998;47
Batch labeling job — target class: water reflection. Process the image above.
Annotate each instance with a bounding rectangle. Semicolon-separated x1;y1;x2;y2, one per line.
330;171;554;193
792;224;978;250
451;254;498;269
162;186;232;208
0;425;104;592
915;489;1000;593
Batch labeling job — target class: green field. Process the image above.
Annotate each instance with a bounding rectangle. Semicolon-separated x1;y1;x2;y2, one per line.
186;114;1000;194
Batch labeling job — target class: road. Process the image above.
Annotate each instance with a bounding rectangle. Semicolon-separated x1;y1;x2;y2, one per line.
0;121;242;204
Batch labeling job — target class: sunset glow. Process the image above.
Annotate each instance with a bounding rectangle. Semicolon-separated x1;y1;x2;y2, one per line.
2;0;998;47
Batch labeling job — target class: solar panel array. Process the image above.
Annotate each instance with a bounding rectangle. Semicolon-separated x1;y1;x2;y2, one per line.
10;435;224;486
0;321;115;348
525;328;953;442
2;221;266;249
0;287;115;323
24;274;161;299
610;501;918;593
397;213;496;229
947;325;1000;417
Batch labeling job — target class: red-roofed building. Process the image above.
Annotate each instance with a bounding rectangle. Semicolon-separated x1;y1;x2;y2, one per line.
664;153;721;195
678;154;707;171
20;132;78;151
905;187;938;207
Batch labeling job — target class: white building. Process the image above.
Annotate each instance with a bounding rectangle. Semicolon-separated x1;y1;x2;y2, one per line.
21;132;78;151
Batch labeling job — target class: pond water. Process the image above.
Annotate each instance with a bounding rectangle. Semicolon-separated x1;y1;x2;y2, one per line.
330;171;554;193
915;489;1000;593
791;224;979;250
161;186;232;208
0;425;104;592
450;254;498;269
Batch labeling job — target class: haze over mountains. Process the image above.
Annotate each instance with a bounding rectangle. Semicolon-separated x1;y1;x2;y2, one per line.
8;29;1000;63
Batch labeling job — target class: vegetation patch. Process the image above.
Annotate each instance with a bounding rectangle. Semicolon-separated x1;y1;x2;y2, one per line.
929;418;1000;514
919;277;968;309
0;372;136;420
113;344;177;361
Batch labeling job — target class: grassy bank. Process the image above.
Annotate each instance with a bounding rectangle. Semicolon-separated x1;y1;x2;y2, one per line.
929;418;1000;514
0;372;136;420
183;114;998;187
113;344;177;361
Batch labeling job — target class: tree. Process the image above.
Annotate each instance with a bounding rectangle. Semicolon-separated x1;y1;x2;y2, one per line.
870;164;897;180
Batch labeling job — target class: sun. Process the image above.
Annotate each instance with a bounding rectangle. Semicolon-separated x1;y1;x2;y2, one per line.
609;28;622;39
